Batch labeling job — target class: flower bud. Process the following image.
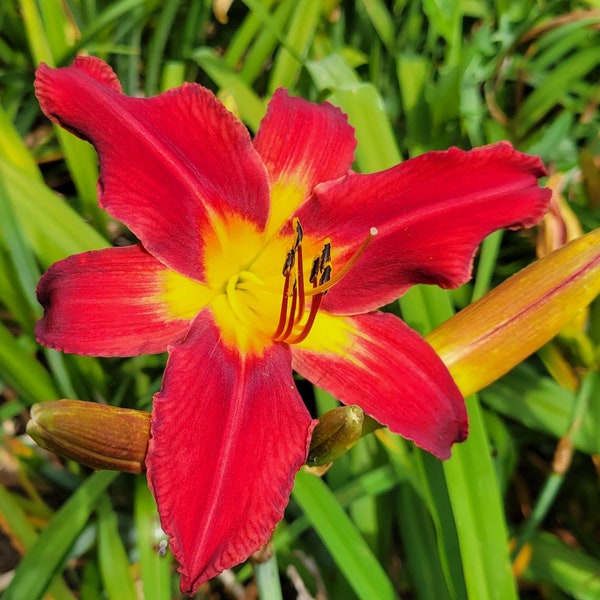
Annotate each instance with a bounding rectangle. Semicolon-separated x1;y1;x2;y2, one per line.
427;228;600;397
27;400;150;474
307;405;364;467
536;173;582;259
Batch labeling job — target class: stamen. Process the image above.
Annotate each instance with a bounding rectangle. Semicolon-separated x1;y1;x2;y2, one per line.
272;271;291;340
286;293;323;345
294;243;305;324
283;248;295;275
294;218;304;247
278;281;298;341
273;224;377;345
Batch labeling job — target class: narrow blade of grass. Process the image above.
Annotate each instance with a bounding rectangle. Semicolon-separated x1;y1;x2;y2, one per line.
292;469;397;600
134;477;173;600
3;471;119;600
0;484;76;600
523;532;600;600
267;0;323;92
97;495;138;600
0;158;107;264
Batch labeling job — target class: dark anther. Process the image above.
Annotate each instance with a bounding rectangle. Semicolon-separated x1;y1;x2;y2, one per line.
294;220;304;247
309;257;320;283
283;249;296;275
320;242;331;270
319;264;332;286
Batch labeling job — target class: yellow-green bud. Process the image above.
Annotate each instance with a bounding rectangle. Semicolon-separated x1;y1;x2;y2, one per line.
307;405;364;467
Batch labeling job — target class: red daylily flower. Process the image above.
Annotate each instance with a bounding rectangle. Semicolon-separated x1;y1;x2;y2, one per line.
34;56;550;593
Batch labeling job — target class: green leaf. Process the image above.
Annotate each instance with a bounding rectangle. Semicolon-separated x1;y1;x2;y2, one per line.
0;322;59;402
134;477;173;600
190;47;266;132
516;45;600;138
0;157;108;265
267;0;323;92
0;485;76;600
97;495;138;600
292;469;397;600
481;364;600;455
524;532;600;600
3;471;119;600
443;397;518;600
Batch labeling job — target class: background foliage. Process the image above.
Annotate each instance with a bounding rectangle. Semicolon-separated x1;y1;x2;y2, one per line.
1;0;599;598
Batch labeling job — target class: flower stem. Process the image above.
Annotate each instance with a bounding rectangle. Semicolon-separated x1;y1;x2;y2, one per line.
253;552;283;600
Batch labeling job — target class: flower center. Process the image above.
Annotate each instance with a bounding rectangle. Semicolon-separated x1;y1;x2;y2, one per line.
272;219;377;345
201;214;376;354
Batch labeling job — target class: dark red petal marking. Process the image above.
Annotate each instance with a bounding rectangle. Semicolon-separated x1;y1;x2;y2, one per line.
147;310;316;594
292;311;467;459
35;57;270;282
35;245;192;357
296;142;551;314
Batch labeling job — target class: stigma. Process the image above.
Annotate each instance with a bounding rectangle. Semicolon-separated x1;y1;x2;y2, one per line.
273;219;377;344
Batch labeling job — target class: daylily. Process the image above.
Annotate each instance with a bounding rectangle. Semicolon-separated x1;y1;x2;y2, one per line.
34;56;550;593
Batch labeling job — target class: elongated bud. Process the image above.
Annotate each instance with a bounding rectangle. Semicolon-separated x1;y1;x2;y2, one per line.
27;400;150;474
427;228;600;397
307;405;364;467
536;173;583;259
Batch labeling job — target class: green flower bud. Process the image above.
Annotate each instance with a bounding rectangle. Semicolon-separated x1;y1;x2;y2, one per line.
307;405;364;467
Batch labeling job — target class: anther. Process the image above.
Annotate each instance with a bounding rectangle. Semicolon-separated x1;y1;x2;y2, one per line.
319;264;332;287
294;218;304;247
309;257;320;284
319;241;331;271
283;249;295;276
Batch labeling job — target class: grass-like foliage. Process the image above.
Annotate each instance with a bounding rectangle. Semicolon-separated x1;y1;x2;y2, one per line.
1;1;600;598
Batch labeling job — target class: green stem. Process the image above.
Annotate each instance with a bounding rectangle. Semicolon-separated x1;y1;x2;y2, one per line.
254;552;283;600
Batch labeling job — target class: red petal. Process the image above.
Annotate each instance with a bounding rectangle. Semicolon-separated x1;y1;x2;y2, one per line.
147;311;316;593
254;89;356;232
292;311;467;459
36;245;197;356
35;57;270;281
296;142;551;314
